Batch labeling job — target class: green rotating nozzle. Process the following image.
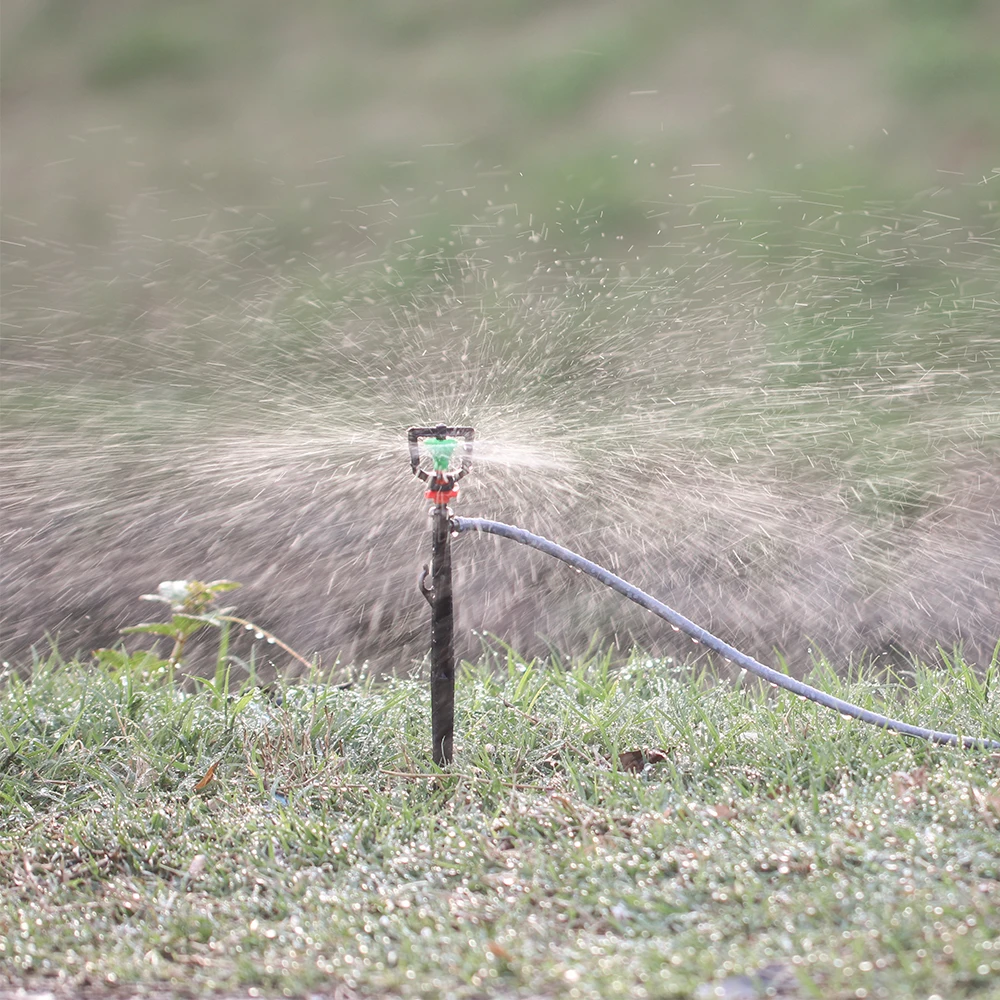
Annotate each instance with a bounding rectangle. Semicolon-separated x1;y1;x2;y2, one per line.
424;435;459;473
407;425;475;478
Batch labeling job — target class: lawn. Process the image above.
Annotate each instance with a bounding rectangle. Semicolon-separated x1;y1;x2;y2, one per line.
4;4;1000;996
2;643;999;999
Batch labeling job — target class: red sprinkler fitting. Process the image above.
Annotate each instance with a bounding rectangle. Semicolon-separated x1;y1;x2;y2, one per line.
425;474;459;505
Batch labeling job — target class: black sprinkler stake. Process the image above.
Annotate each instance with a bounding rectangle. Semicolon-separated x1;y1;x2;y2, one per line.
430;503;455;765
408;424;474;766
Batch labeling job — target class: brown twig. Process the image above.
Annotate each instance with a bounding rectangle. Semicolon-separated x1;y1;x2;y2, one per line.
219;614;316;672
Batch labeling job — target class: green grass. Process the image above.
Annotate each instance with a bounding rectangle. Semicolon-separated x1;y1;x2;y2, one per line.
2;647;999;998
85;14;212;90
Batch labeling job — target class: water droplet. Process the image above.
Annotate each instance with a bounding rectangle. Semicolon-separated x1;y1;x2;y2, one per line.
266;636;276;644
244;623;254;631
255;631;264;640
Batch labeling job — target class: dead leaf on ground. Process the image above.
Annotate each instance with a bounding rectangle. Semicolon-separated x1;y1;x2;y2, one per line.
706;802;738;821
891;766;928;808
972;786;1000;825
486;941;514;963
193;761;219;791
617;748;670;773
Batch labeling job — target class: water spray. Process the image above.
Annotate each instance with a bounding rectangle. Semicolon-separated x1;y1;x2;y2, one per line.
409;425;999;760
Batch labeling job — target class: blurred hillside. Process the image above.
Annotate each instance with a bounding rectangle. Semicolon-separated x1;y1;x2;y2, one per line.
3;0;999;262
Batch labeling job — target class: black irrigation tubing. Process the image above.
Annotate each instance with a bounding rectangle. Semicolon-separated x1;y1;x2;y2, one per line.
453;517;1000;751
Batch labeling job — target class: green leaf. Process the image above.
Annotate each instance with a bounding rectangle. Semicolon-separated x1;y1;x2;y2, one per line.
171;613;219;630
122;622;186;637
230;689;256;718
93;648;171;680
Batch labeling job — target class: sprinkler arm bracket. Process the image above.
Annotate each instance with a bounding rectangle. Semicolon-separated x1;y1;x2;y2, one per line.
408;424;474;482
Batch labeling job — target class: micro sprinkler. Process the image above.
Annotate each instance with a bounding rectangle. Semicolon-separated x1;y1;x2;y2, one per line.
408;426;997;763
408;424;474;765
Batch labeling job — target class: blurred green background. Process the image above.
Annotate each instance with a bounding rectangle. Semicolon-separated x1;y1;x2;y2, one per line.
4;0;999;264
2;0;999;668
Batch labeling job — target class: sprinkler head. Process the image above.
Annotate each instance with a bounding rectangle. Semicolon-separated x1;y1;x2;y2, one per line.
407;425;474;476
407;424;475;506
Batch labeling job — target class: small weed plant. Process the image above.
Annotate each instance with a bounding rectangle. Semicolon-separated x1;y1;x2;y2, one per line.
119;577;315;679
